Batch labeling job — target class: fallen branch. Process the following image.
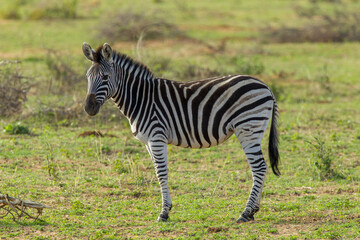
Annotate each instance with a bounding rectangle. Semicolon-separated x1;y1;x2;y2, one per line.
0;194;51;222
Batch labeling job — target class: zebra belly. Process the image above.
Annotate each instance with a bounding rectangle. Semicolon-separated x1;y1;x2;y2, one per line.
169;128;234;149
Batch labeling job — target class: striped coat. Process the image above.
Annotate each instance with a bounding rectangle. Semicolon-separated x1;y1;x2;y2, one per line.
82;43;280;223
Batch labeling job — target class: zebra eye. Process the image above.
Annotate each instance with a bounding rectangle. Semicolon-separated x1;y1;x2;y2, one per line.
102;74;109;81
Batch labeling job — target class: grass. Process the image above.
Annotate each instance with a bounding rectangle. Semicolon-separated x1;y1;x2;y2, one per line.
0;121;359;239
1;0;360;239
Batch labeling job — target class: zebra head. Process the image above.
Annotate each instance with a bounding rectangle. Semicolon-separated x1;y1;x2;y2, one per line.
82;42;115;116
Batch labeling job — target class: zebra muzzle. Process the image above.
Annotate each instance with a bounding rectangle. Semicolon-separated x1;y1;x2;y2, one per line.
84;94;100;116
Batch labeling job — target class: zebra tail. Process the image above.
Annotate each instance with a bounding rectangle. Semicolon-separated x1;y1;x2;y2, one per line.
268;100;280;176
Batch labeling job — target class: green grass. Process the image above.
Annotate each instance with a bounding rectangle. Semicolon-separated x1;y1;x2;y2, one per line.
1;0;360;239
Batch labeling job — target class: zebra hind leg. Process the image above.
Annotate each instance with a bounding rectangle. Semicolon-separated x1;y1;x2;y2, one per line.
235;128;268;223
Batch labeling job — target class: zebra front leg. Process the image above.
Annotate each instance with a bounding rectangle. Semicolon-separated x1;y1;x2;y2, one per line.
236;131;268;223
146;141;172;222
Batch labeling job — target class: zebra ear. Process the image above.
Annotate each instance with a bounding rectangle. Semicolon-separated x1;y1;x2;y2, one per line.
102;43;113;62
82;42;95;62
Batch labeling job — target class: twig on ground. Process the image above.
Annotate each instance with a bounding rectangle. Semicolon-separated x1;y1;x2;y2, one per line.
0;194;51;222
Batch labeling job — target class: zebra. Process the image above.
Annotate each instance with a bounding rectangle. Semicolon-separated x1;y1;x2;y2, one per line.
82;42;280;223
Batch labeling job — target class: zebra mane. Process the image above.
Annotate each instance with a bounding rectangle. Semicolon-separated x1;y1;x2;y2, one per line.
114;51;154;78
94;45;154;78
93;45;105;63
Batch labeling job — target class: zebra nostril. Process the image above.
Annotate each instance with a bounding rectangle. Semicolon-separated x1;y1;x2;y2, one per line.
84;93;100;116
88;93;96;103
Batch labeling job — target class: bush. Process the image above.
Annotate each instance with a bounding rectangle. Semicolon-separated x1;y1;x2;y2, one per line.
0;0;78;20
263;1;360;43
45;49;83;93
31;99;85;124
28;0;78;20
0;1;22;19
98;9;183;42
0;60;33;116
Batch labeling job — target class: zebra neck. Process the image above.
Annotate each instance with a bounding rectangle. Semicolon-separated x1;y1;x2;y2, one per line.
111;56;155;121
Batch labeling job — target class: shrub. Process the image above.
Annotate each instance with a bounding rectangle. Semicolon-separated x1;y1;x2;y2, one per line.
0;60;33;116
0;1;21;19
263;0;360;43
0;0;78;20
98;9;183;42
45;49;83;93
28;0;78;20
32;100;84;123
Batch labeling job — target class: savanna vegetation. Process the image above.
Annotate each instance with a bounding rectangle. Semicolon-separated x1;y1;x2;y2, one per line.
0;0;359;239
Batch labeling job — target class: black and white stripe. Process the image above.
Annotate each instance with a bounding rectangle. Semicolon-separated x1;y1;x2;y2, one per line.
83;43;280;223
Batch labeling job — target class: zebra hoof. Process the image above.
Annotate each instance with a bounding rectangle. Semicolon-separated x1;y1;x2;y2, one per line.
157;210;170;222
236;214;254;223
157;216;168;222
236;216;254;223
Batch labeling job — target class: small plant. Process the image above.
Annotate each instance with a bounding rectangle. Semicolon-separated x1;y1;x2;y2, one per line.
113;158;130;174
71;200;86;215
71;200;84;210
101;145;111;155
314;65;332;93
3;123;31;135
41;142;60;179
308;137;344;180
45;160;58;179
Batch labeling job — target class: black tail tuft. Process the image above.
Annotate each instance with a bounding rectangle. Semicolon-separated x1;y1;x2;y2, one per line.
269;101;280;176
